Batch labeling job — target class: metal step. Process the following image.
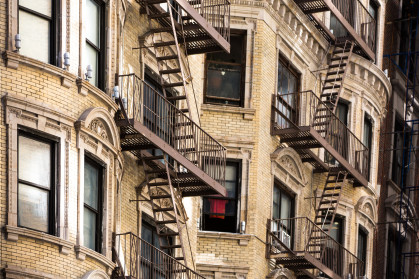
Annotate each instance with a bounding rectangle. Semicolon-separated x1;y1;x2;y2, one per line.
326;70;345;76
159;232;179;237
324;78;342;83
154;41;177;47
142;155;165;161
150;194;172;199
163;81;184;88
167;95;187;101
154;207;175;212
331;56;348;61
323;85;341;90
149;12;170;19
148;181;168;187
328;63;347;69
157;55;179;61
161;244;182;249
160;68;181;75
156;219;177;225
319;200;337;205
320;92;338;98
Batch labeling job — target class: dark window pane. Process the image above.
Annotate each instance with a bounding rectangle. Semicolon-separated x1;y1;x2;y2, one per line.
19;135;51;188
207;35;243;63
206;63;241;100
18;183;49;232
83;208;97;250
84;161;99;210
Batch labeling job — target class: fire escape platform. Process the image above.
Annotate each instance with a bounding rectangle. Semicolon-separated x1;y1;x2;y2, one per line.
143;0;230;54
116;118;227;197
273;126;367;187
294;0;375;60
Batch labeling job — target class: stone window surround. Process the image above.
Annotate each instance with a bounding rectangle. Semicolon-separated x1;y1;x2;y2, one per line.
355;196;377;279
74;107;123;264
3;93;73;248
270;148;308;219
361;107;378;192
201;19;257;120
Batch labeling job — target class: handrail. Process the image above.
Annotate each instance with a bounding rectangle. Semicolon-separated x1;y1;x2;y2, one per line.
118;73;226;187
272;90;369;180
115;232;206;279
268;217;365;277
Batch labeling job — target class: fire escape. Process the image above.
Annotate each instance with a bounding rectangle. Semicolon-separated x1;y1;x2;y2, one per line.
113;0;230;277
267;0;376;278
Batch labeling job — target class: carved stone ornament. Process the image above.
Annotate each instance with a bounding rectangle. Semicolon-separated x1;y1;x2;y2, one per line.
271;148;307;186
89;118;109;141
266;268;296;279
81;270;110;279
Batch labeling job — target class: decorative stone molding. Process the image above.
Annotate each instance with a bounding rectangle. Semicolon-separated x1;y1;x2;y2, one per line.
385;194;418;231
271;148;307;187
75;246;115;275
355;196;377;224
76;78;119;114
2;51;76;89
4;264;66;279
347;54;392;117
5;225;73;255
82;270;111;279
196;263;249;279
266;267;296;279
198;231;252;246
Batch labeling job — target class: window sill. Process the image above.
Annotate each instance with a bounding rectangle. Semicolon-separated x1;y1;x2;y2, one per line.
198;230;251;246
2;50;76;89
5;225;73;255
201;104;255;120
74;245;115;275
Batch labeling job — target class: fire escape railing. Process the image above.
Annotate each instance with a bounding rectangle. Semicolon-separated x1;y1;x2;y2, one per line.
118;73;226;186
320;0;376;52
268;218;364;277
272;90;369;180
115;232;205;279
188;0;231;43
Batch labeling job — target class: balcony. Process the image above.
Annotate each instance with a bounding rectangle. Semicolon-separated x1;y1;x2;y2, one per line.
294;0;376;60
115;232;205;278
271;91;369;187
267;218;364;279
115;73;226;197
141;0;230;54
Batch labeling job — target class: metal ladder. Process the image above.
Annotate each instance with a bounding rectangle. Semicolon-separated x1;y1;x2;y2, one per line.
140;151;191;274
143;0;194;117
320;40;354;113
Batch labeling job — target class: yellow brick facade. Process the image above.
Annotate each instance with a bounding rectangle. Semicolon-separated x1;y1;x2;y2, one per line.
0;0;391;278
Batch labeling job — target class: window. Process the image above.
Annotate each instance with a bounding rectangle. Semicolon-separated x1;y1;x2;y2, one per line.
330;14;349;38
392;116;410;187
322;216;344;276
386;229;404;278
272;182;295;248
83;156;103;252
363;114;373;181
141;220;171;278
18;131;57;234
275;55;300;128
399;0;416;79
204;32;246;106
202;161;240;233
18;0;58;64
368;0;378;52
85;0;105;89
327;101;349;164
358;226;368;275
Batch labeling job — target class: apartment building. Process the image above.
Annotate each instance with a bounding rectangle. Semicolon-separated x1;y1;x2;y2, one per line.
0;0;390;279
373;1;419;278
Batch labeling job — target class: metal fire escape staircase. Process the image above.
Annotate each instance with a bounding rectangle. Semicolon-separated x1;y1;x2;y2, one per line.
114;0;230;274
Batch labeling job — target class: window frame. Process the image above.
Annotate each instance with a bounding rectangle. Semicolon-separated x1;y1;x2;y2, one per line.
83;155;104;253
275;53;301;128
363;114;373;181
272;181;295;249
201;160;241;233
203;31;247;107
17;129;58;235
17;0;60;66
85;0;106;90
357;225;368;275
